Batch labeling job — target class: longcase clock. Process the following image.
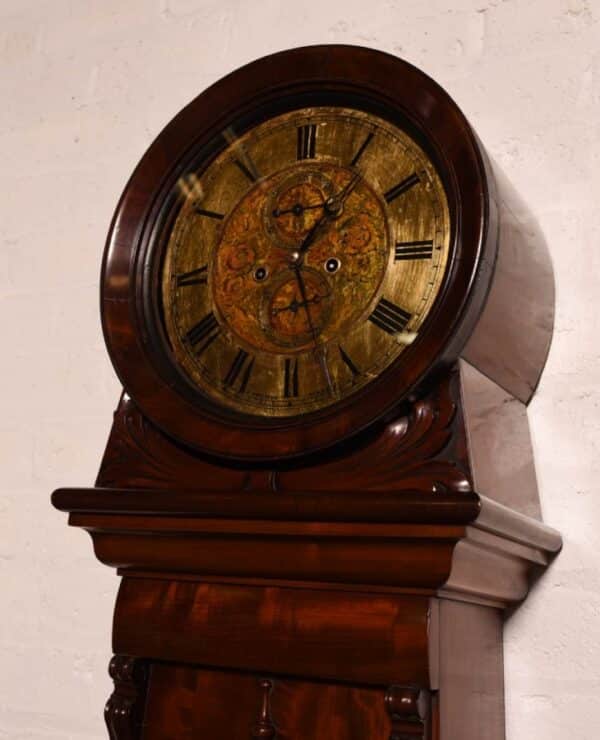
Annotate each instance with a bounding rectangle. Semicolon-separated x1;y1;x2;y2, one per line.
53;45;561;740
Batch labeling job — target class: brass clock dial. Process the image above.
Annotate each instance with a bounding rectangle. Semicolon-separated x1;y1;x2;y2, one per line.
160;107;450;418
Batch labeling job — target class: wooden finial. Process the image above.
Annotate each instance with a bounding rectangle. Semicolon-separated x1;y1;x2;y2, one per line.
251;679;276;739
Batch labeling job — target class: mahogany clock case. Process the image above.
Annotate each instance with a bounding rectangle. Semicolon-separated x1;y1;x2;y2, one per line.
100;45;553;462
53;45;560;740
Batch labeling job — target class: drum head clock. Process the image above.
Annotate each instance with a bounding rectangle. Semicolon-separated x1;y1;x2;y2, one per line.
101;45;497;460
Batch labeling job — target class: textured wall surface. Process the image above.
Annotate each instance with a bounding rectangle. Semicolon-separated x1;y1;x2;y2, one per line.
1;1;599;738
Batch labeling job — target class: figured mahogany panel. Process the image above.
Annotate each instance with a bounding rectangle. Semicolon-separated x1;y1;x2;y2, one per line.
269;676;392;739
88;524;458;587
113;579;436;687
53;480;561;618
142;665;396;740
142;666;259;739
52;486;561;608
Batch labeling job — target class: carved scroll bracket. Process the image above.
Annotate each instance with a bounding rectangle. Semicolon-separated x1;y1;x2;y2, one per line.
97;368;472;496
104;655;149;740
277;369;472;494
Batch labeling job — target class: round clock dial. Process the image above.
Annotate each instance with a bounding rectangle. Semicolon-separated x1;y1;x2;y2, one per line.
160;107;450;418
102;45;494;459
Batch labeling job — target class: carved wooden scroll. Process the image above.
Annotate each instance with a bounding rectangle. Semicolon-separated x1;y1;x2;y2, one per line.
385;685;430;740
104;655;148;740
96;370;472;497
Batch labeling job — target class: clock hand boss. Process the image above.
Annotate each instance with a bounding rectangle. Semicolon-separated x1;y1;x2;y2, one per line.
273;168;360;221
294;171;362;258
324;171;361;215
272;202;324;217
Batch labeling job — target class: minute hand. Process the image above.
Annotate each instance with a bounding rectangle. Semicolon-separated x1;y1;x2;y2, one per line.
297;173;361;256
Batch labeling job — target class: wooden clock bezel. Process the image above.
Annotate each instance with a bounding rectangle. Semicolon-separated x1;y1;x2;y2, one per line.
101;44;497;461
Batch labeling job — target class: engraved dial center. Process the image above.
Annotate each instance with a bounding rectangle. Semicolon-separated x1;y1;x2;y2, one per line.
160;106;451;417
212;163;389;354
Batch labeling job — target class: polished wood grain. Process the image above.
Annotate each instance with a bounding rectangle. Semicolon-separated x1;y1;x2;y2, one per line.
53;370;562;737
141;666;261;740
142;665;397;740
55;475;560;738
111;580;433;687
52;488;560;603
53;486;482;523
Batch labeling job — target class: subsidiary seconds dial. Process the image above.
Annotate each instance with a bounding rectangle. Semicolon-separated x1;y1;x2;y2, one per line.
160;107;451;418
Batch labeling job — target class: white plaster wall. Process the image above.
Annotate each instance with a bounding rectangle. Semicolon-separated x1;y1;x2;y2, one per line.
1;1;598;738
